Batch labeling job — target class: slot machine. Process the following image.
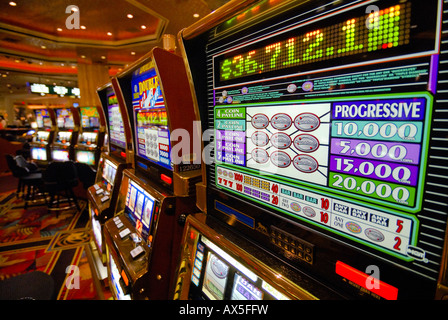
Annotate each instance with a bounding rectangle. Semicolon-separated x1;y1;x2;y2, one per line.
74;105;106;169
29;107;55;166
174;0;448;300
103;47;201;300
87;83;133;272
50;105;80;162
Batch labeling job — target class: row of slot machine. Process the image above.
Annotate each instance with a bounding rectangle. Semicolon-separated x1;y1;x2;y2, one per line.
29;104;105;168
86;0;448;301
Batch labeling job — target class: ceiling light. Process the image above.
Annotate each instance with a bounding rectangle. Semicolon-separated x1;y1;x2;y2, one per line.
107;32;112;36
131;52;136;55
57;28;63;32
71;7;78;12
9;2;17;6
41;45;46;49
193;13;200;18
127;14;133;19
81;55;86;59
101;56;106;59
140;25;146;30
81;25;86;30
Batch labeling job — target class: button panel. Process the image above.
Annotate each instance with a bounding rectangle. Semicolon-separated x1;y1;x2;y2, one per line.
270;226;313;264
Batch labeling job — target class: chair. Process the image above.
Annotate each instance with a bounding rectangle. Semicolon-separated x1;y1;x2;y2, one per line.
75;162;96;189
5;154;44;208
15;154;41;173
0;271;55;300
43;160;80;212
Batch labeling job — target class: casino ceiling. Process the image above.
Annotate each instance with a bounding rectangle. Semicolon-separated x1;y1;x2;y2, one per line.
0;0;230;99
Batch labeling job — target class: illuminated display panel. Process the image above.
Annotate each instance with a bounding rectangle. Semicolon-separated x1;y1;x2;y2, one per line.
80;106;100;130
214;1;438;88
107;91;126;149
131;64;172;171
31;147;47;161
124;179;156;241
206;0;441;267
109;253;131;300
76;150;95;165
55;108;74;129
34;109;51;128
189;235;289;300
101;158;117;189
52;149;69;161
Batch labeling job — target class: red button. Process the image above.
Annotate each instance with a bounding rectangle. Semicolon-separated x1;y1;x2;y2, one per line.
161;174;172;184
335;261;398;300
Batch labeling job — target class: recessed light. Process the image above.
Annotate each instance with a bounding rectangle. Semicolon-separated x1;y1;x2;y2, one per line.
141;25;146;30
131;52;136;55
57;28;63;32
107;32;112;36
71;6;78;12
193;13;199;18
9;2;17;6
41;45;46;49
81;25;86;30
127;14;133;19
101;56;106;59
81;55;86;59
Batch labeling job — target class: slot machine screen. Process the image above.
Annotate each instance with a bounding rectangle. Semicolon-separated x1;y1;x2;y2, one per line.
31;147;47;161
76;150;95;165
196;0;446;298
189;235;289;300
34;109;52;129
124;179;156;241
56;108;74;129
101;158;118;191
109;253;131;300
107;91;127;151
52;149;69;161
131;65;172;172
80;106;100;130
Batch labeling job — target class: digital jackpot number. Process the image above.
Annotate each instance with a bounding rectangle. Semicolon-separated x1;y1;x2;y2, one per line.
219;4;409;82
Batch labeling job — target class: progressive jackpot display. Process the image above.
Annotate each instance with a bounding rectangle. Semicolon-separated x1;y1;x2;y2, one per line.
195;0;446;298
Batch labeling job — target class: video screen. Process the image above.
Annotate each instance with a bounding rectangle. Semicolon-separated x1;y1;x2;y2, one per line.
131;66;172;171
52;149;69;161
101;158;117;190
33;131;50;143
91;212;102;252
76;150;95;166
124;179;156;241
190;235;290;300
107;92;126;149
55;108;74;129
34;109;51;128
80;106;100;130
31;147;47;161
109;253;131;300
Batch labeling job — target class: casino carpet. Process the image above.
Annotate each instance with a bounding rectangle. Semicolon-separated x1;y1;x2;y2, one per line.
0;184;111;300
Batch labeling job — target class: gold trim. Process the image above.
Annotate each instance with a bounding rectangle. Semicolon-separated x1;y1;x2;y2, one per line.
182;0;260;40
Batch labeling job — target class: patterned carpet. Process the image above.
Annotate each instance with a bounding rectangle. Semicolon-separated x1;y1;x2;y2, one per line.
0;190;110;300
